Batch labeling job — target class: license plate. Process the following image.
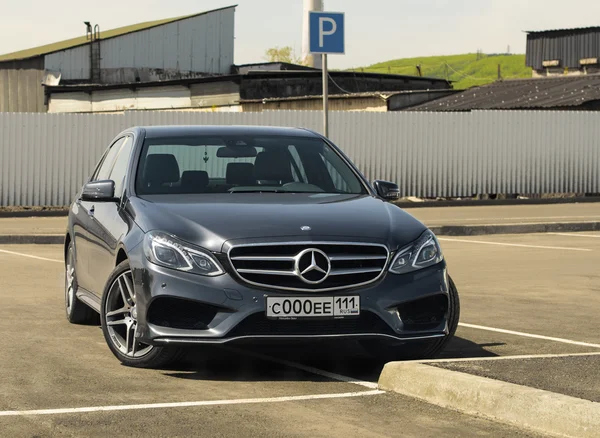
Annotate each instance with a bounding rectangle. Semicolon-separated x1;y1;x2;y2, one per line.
266;296;360;319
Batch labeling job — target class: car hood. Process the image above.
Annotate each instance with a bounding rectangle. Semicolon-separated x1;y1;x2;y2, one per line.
128;193;427;252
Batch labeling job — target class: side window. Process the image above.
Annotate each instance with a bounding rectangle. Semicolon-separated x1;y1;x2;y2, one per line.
108;136;134;198
94;138;126;181
287;145;307;183
319;146;353;193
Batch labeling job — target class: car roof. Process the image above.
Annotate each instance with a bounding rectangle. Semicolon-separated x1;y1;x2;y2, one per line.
134;125;321;139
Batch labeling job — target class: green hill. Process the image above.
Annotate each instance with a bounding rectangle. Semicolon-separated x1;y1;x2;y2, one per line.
359;53;531;90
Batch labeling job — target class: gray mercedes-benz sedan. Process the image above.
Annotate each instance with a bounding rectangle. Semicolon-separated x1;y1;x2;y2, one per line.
64;125;460;368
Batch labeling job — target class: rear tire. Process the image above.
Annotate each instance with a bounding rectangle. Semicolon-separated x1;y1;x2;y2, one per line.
100;259;182;368
65;242;100;325
367;276;460;362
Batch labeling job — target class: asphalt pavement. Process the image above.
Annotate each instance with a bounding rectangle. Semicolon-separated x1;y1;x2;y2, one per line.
434;355;600;403
1;227;599;436
0;217;66;235
0;244;543;437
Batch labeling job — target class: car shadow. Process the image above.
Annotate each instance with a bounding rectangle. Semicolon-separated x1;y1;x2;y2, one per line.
162;346;338;382
160;336;503;383
437;336;504;359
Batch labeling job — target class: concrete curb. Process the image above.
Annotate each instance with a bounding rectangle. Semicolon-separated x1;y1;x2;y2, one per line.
0;235;64;245
394;197;600;209
429;221;600;236
1;221;599;244
0;198;599;217
0;210;69;218
378;362;600;438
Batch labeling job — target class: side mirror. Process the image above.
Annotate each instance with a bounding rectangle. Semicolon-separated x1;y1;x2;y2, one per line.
81;180;117;202
373;180;400;200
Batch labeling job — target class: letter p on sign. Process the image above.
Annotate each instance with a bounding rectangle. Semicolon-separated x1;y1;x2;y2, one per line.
309;12;345;54
319;17;337;48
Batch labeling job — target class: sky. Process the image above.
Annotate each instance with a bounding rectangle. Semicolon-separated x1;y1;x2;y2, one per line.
0;0;598;69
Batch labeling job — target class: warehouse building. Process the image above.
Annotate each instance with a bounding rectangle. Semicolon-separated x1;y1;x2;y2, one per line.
0;6;236;112
526;26;600;77
44;67;452;113
1;4;453;114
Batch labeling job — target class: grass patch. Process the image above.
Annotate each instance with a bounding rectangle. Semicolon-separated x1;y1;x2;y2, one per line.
356;53;531;90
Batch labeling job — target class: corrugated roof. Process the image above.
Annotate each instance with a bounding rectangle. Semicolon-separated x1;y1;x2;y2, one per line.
0;5;236;62
408;75;600;111
525;26;600;35
240;90;457;104
241;92;393;104
234;62;320;74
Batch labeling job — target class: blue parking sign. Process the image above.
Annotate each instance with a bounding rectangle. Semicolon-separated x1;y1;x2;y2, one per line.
309;12;345;54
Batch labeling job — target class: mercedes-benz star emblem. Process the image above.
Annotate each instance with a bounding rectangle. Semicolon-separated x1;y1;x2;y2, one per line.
294;248;331;284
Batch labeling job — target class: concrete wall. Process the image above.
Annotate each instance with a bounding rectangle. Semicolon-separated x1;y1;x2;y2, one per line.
242;97;387;112
1;110;599;206
532;66;600;77
48;80;242;113
190;81;240;108
0;57;46;112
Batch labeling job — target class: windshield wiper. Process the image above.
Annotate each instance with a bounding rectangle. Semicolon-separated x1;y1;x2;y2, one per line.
228;189;324;194
228;189;287;193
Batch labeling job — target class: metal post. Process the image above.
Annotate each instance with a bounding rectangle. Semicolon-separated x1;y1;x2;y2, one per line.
322;54;329;137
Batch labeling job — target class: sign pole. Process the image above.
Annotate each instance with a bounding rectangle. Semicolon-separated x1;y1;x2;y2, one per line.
309;10;342;137
322;53;329;137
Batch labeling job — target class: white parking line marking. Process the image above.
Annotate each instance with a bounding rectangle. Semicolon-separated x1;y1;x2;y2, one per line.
415;351;600;364
228;348;378;389
431;220;600;227
437;238;592;252
459;323;600;349
428;215;600;224
0;248;62;263
0;390;384;417
548;233;600;238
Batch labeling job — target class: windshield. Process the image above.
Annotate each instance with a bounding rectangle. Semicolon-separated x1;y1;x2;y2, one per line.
135;134;367;195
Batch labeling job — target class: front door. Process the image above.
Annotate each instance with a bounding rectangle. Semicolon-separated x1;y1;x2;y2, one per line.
74;137;127;295
86;135;135;296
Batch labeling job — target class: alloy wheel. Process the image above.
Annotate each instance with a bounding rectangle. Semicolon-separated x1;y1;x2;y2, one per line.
104;270;153;358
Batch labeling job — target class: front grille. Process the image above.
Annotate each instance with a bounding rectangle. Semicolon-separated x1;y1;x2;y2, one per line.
227;311;395;337
228;242;389;292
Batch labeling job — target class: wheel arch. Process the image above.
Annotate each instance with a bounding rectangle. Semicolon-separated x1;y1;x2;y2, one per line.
116;247;128;266
64;233;72;264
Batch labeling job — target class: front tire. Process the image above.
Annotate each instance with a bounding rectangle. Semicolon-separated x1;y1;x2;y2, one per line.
100;259;182;368
367;276;460;362
65;242;100;325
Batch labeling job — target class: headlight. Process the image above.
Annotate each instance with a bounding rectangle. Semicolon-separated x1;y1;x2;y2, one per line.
143;231;224;276
389;230;443;274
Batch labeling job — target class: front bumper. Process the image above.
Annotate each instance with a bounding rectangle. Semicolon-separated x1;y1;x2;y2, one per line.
128;246;451;347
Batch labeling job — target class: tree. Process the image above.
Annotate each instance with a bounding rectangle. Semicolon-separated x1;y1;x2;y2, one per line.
264;46;306;65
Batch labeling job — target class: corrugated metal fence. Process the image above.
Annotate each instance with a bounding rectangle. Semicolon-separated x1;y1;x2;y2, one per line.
1;110;599;206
